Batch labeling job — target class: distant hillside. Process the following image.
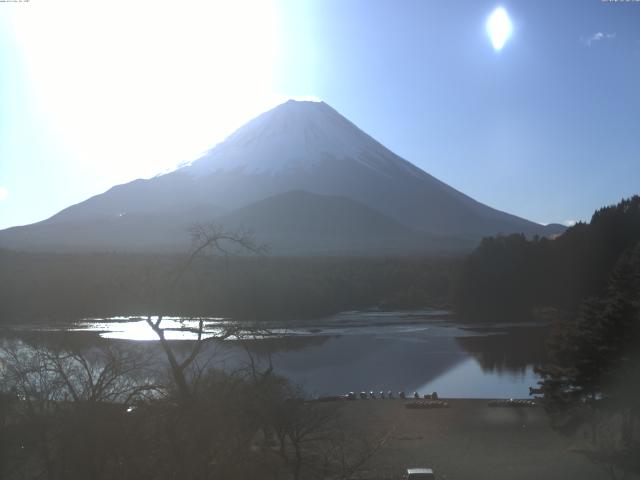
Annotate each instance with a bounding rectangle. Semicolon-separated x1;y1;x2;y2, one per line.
217;190;475;255
455;195;640;321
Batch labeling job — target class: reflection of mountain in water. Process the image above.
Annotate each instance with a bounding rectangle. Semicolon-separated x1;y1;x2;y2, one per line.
249;334;467;397
455;327;549;374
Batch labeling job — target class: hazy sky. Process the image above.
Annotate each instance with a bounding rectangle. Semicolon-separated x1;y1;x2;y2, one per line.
1;0;639;229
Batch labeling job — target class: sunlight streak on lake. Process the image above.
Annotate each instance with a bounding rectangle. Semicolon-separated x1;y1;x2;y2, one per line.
71;317;229;341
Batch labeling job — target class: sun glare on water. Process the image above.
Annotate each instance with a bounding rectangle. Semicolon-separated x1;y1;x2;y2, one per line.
487;7;513;51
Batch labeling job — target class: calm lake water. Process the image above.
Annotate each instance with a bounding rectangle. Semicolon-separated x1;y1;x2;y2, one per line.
1;310;547;399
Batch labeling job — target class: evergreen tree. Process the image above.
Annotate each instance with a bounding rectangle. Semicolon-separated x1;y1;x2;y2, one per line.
538;241;640;409
537;242;640;478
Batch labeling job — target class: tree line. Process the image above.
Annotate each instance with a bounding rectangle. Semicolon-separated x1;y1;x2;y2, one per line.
455;195;640;321
0;249;457;325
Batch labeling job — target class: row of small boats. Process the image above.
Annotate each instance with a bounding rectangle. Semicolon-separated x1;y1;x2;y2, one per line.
343;391;440;400
488;399;537;407
314;393;538;408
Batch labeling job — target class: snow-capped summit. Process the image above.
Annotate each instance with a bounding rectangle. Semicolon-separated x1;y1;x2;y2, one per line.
184;100;421;178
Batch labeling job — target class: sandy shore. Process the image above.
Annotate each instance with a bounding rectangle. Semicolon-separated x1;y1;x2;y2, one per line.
337;399;635;480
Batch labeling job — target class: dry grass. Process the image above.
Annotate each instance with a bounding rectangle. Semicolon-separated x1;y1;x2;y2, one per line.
338;399;621;480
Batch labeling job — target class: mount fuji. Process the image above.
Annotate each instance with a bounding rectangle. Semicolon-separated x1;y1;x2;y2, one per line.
0;100;564;254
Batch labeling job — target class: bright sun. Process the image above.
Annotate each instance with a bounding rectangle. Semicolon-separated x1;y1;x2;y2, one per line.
487;7;513;51
9;0;285;180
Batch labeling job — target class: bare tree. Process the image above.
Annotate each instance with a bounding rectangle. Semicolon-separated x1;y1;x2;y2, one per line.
0;341;160;480
143;222;266;404
262;390;391;480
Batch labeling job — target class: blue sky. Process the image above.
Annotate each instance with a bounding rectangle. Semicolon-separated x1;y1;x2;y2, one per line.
1;0;639;229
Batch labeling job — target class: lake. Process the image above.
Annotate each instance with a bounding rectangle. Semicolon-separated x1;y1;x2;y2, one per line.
1;310;548;399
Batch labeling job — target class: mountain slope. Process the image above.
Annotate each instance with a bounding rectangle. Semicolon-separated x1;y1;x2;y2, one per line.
0;99;564;254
